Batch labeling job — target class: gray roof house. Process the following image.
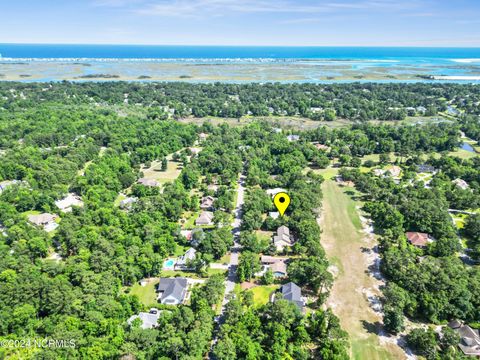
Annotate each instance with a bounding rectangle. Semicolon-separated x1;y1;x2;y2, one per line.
27;213;59;232
273;225;295;251
416;164;436;173
195;211;214;226
175;248;197;270
127;308;161;329
138;178;159;187
200;196;215;210
157;278;188;305
448;320;480;357
277;282;305;310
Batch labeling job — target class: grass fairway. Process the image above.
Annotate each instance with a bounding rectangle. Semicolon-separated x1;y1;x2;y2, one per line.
320;180;406;360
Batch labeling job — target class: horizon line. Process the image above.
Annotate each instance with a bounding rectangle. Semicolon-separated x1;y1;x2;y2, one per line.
1;42;480;49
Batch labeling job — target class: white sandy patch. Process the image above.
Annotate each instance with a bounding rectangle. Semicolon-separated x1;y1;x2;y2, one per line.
434;75;480;80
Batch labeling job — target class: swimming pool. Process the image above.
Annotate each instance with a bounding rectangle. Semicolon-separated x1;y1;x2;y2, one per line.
164;259;175;267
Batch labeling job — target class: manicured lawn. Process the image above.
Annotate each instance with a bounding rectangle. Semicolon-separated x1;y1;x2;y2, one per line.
255;230;273;242
173;244;189;257
247;285;279;307
448;148;478;160
207;268;228;276
180;211;200;229
308;166;340;180
129;279;159;308
160;270;207;279
218;253;231;264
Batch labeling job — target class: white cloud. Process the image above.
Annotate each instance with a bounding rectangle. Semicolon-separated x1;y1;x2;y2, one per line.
93;0;424;18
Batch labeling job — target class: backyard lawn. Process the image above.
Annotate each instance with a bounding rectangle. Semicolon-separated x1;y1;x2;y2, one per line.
129;279;159;308
247;285;279;307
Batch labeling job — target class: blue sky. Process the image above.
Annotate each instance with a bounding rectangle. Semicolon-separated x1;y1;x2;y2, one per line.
1;0;480;46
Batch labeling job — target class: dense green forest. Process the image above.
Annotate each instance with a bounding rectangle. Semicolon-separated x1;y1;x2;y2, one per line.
0;82;479;359
1;82;480;122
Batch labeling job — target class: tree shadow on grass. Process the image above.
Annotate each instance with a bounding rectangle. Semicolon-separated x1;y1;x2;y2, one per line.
361;320;384;335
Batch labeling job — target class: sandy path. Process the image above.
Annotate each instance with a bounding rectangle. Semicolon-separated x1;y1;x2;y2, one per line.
319;180;407;360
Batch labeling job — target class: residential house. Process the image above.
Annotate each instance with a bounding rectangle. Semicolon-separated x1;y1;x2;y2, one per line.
27;213;59;232
127;308;161;329
200;196;215;210
195;211;214;226
198;133;208;142
261;256;288;278
287;135;300;142
314;143;330;151
266;188;287;197
157;278;188;305
272;128;282;134
275;282;305;311
387;166;402;177
416;106;427;114
207;184;219;192
180;229;193;242
55;193;83;213
269;211;280;220
175;248;197;270
448;320;480;357
273;225;295;251
138;178;159;187
373;169;386;177
0;180;21;194
453;178;470;190
416;164;436;173
120;196;138;210
406;232;432;248
189;147;202;156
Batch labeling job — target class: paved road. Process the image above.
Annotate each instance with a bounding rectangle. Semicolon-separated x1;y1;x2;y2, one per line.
220;170;245;311
210;169;246;352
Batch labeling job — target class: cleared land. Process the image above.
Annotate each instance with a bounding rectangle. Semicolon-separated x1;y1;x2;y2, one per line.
320;180;406;360
141;152;185;186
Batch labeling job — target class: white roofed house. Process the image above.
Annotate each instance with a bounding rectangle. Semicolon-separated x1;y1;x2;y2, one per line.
175;248;197;270
27;213;59;232
266;188;287;197
120;196;138;210
287;134;300;142
55;193;83;213
453;178;469;190
273;225;295;252
127;308;161;329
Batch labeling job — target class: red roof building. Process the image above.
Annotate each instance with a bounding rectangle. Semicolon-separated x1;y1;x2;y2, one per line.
406;232;430;248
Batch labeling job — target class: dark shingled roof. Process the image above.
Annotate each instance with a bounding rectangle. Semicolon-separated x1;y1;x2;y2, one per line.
280;282;304;309
157;278;187;303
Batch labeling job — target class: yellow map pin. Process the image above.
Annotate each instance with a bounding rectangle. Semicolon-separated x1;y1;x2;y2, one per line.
273;192;291;216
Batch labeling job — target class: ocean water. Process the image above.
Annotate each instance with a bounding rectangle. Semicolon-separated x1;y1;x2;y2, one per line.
1;44;480;82
1;44;480;62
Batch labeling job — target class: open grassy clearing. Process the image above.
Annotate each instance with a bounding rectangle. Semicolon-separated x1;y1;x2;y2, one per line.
448;148;478;160
320;180;406;360
140;154;184;186
247;285;279;307
128;279;159;308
